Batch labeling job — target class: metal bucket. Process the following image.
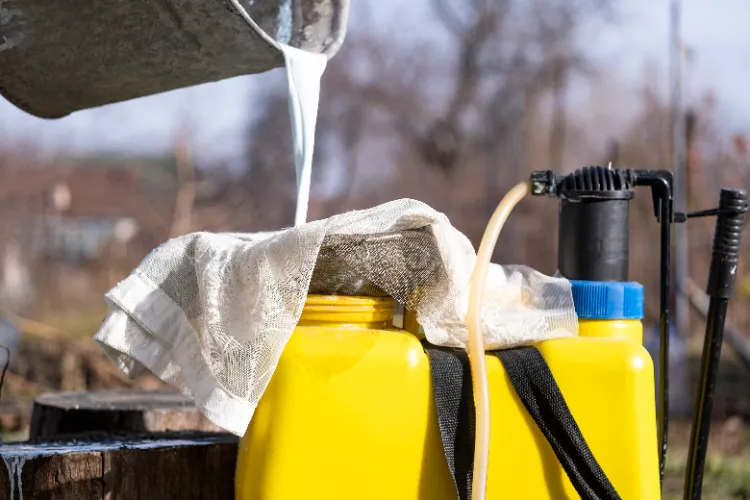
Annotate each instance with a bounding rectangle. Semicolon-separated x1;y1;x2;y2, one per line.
0;0;349;118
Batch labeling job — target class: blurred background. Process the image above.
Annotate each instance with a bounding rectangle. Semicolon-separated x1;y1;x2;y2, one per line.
0;0;749;496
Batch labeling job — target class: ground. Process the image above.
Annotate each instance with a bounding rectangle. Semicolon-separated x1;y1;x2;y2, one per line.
666;419;750;499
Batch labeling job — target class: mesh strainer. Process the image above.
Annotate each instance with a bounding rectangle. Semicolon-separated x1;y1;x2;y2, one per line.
94;198;577;435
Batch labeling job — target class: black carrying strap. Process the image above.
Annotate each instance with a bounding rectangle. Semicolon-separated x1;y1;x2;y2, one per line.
495;346;621;500
425;344;621;500
425;346;475;500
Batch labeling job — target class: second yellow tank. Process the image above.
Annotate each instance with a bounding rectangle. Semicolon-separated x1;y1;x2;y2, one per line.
235;293;659;499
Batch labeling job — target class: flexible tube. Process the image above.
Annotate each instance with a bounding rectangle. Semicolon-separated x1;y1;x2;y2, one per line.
467;181;530;499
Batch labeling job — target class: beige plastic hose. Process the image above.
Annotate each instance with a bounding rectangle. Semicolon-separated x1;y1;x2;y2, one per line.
467;181;530;499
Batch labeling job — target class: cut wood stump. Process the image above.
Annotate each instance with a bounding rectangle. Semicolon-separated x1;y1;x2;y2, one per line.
29;389;223;441
0;431;238;499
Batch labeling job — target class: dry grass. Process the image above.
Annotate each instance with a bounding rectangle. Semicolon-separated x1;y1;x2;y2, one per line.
665;419;750;499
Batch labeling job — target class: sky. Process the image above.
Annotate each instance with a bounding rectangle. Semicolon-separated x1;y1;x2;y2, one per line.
0;0;748;165
616;0;750;130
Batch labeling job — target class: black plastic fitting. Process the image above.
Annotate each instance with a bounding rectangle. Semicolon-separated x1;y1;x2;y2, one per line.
684;188;747;500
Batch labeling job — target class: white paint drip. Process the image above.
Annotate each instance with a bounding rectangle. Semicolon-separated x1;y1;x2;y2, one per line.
0;37;18;52
0;0;23;52
0;0;21;28
0;0;12;24
280;44;327;226
3;456;27;500
275;0;292;45
0;436;233;457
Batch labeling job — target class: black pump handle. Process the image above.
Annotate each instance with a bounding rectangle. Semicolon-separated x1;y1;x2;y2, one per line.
531;167;750;499
683;188;747;500
531;167;674;485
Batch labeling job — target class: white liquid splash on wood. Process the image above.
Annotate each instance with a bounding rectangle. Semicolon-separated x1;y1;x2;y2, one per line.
2;456;27;500
0;435;235;499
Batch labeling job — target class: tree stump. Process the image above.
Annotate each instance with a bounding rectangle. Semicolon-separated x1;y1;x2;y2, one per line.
0;431;238;499
29;389;223;441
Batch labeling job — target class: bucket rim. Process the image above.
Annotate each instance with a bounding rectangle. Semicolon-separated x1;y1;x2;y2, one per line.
229;0;350;59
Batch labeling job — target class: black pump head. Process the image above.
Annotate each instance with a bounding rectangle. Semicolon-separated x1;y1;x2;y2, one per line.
531;166;636;282
531;167;676;283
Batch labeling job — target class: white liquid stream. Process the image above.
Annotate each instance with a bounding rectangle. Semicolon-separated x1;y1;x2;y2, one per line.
280;44;328;226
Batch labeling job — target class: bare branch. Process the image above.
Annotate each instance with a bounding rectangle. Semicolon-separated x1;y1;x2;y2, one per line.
430;0;471;37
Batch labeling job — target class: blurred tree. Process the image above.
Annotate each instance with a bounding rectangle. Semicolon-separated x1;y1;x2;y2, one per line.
241;0;617;247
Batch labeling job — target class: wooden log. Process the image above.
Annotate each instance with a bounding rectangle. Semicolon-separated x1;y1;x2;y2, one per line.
29;389;223;441
0;431;238;499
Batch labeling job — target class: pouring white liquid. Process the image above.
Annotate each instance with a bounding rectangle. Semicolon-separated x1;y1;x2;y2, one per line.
280;44;328;226
224;0;330;226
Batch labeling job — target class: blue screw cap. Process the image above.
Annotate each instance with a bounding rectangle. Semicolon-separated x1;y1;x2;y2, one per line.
569;280;644;320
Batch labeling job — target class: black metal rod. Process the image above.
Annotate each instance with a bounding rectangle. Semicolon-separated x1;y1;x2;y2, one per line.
683;299;728;500
658;202;671;487
683;188;746;500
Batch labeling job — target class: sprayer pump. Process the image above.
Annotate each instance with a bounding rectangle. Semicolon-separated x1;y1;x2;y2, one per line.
530;165;748;500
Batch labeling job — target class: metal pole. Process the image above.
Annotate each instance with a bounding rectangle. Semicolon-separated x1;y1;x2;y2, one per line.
671;0;690;340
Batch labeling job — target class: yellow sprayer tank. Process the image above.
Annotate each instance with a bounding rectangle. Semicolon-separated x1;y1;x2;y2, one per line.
236;287;660;499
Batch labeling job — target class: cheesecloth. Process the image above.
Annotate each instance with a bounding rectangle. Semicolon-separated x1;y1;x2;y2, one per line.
94;198;577;435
